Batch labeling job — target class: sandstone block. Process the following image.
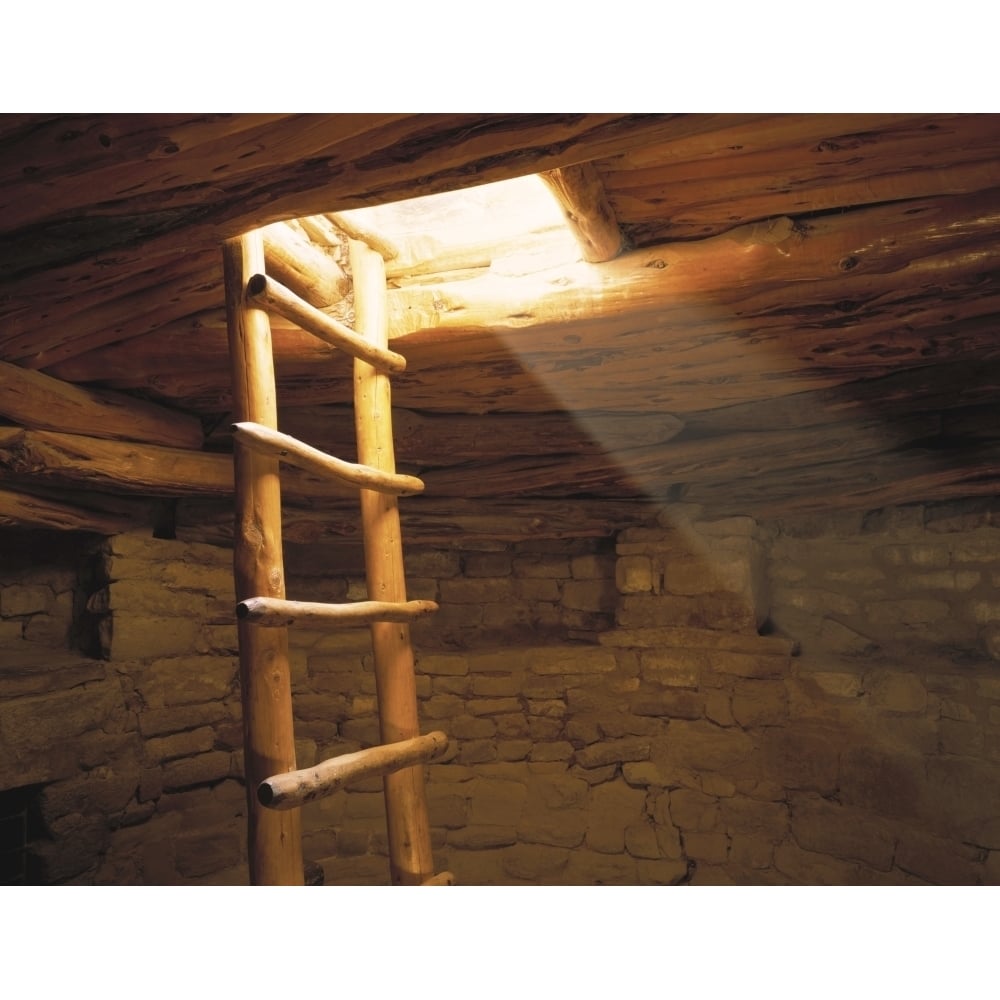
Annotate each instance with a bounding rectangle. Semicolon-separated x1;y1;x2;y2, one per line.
866;670;927;714
637;859;690;885
562;579;615;613
418;653;468;676
665;720;754;773
515;578;561;602
669;788;720;832
731;680;788;728
457;740;497;764
528;647;617;675
563;850;638;885
791;796;895;870
876;543;950;569
728;833;774;869
467;778;527;826
144;726;216;764
701;774;736;797
586;781;647;854
925;756;1000;847
497;739;533;761
439;578;513;604
513;555;571;578
896;829;986;885
773;843;865;885
809;670;863;698
867;599;950;626
162;751;232;791
530;742;574;762
720;796;789;838
502;844;570;882
616;556;654;594
632;689;704;720
112;617;202;660
940;720;984;756
625;821;662;859
704;690;735;727
683;831;729;863
640;650;702;687
1;584;54;617
405;550;461;578
575;736;651;769
761;726;840;795
450;715;496;740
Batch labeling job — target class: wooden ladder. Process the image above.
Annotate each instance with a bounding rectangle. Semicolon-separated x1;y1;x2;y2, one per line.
222;230;452;886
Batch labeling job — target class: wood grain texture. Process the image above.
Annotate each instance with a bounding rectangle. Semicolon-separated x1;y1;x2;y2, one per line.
223;232;303;887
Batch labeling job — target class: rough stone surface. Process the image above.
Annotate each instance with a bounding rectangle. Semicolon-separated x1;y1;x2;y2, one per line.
5;504;1000;884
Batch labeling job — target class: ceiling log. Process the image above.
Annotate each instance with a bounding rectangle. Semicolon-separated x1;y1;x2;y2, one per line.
0;360;203;449
261;222;349;309
539;162;624;262
0;428;355;501
0;485;137;533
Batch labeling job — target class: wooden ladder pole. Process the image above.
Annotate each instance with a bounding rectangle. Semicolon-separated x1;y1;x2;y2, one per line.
350;237;436;886
223;233;304;886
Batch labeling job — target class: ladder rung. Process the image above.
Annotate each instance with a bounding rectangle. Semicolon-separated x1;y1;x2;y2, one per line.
258;731;450;811
233;421;424;496
421;871;456;886
238;596;439;628
247;273;406;373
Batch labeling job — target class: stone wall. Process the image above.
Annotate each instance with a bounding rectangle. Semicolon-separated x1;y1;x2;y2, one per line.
2;500;999;884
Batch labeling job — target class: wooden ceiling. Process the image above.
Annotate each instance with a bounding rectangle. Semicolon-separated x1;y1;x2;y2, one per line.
2;113;999;544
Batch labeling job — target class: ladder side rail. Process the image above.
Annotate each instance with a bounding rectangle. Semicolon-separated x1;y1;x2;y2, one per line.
223;233;304;887
351;237;437;886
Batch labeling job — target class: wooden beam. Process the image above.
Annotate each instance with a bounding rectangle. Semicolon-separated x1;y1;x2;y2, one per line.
237;597;438;628
0;485;136;533
0;428;357;500
258;732;450;811
223;232;303;887
261;222;349;309
0;361;203;449
539;162;624;262
42;190;1000;419
246;272;406;372
351;237;435;886
327;212;399;261
232;422;423;495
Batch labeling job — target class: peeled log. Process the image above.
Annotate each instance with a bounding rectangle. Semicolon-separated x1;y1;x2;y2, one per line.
258;732;450;811
539;162;623;262
0;428;356;500
246;273;406;372
0;486;136;533
232;421;423;495
237;597;438;628
0;360;202;449
262;222;349;308
388;189;1000;340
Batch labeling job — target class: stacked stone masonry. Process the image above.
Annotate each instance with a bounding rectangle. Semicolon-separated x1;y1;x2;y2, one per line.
2;498;999;884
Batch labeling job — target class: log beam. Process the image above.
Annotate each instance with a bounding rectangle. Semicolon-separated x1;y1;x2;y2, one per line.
223;232;303;887
327;212;399;261
0;361;203;449
257;732;450;811
0;486;136;533
261;222;349;309
0;428;357;500
539;162;624;262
